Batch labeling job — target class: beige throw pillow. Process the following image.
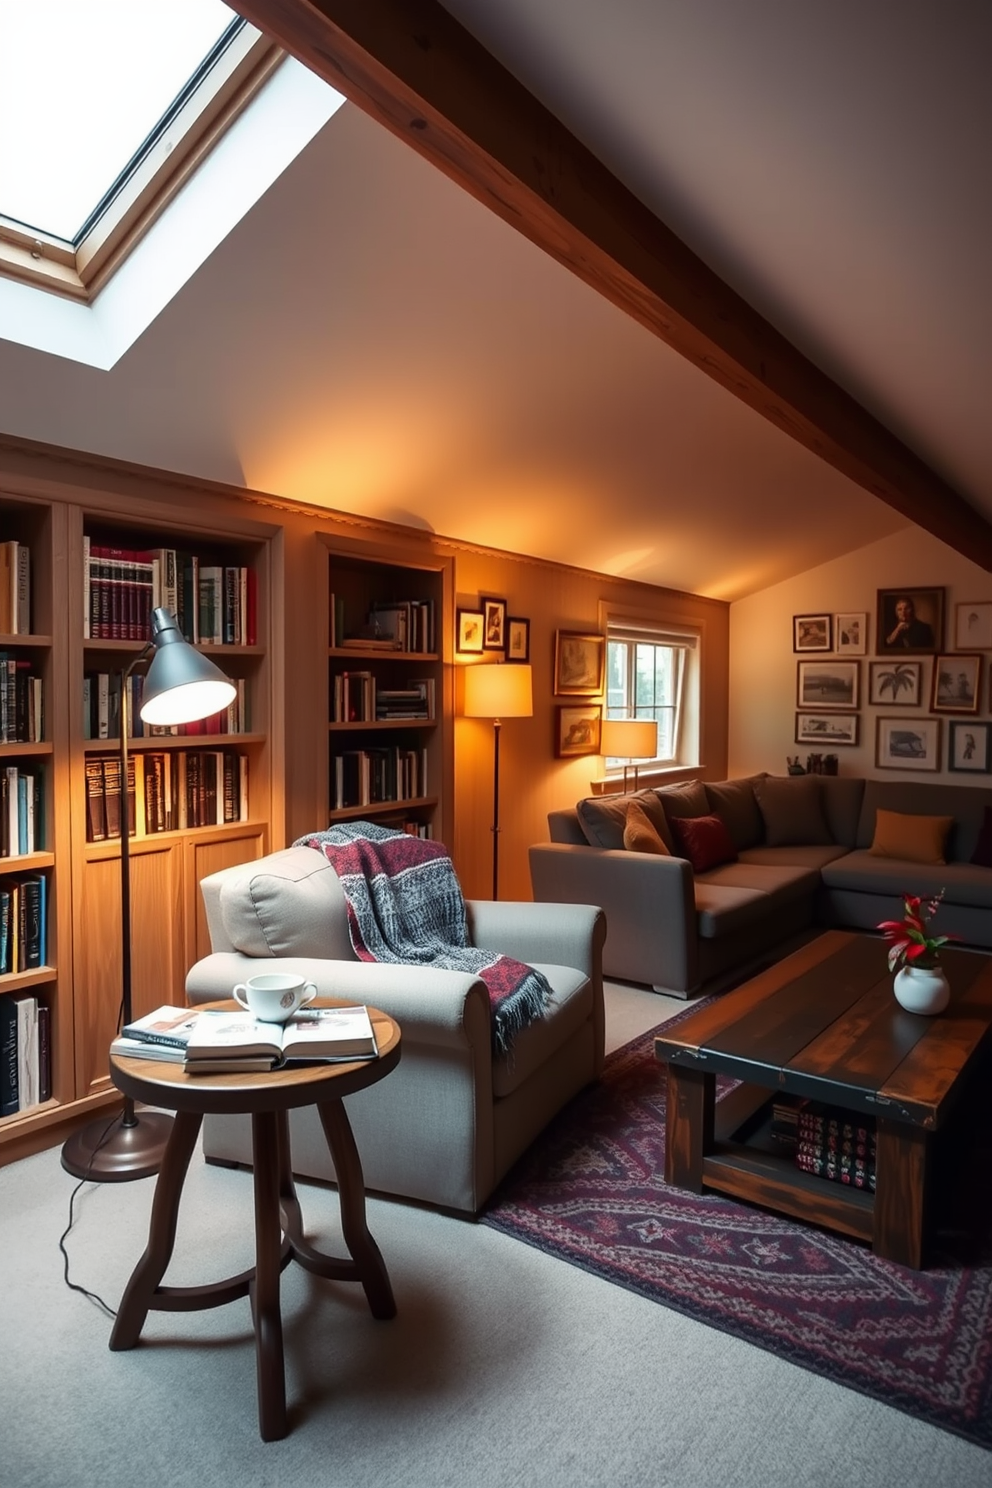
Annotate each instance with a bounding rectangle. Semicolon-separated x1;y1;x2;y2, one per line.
623;800;671;854
869;809;953;865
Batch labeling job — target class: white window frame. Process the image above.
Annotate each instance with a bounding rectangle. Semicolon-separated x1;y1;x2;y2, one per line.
603;617;700;778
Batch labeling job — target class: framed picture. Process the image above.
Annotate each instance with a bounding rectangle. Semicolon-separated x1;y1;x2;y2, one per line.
876;587;943;654
505;616;530;663
794;712;859;746
793;614;832;652
834;612;867;655
948;720;992;773
875;716;941;772
456;608;484;654
796;659;859;710
480;596;507;652
554;630;605;695
955;601;992;650
931;653;982;713
868;659;923;707
555;703;602;757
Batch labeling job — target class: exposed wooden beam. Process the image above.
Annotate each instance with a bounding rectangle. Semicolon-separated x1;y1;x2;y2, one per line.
240;0;992;568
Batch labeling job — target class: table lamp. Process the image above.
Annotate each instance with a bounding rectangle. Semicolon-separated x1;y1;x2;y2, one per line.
601;717;658;791
463;662;533;899
61;607;237;1182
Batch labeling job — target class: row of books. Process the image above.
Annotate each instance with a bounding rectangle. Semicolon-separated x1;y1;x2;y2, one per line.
0;541;31;635
85;750;249;841
2;769;42;858
83;672;248;739
332;746;428;810
330;594;436;654
0;876;47;976
83;539;257;645
331;672;435;722
112;1003;378;1074
0;992;50;1118
771;1097;877;1193
0;654;43;743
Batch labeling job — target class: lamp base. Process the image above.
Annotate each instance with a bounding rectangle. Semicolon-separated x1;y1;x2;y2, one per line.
61;1108;174;1182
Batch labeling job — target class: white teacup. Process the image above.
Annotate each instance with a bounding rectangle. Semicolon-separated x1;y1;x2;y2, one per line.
233;972;317;1024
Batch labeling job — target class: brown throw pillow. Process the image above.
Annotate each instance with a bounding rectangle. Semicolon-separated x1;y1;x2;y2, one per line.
869;809;953;865
623;800;671;855
753;775;832;847
670;813;737;873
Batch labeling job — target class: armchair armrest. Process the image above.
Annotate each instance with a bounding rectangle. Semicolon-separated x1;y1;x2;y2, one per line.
465;899;605;981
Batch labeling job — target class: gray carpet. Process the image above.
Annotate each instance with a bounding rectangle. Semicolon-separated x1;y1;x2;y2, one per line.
2;981;989;1488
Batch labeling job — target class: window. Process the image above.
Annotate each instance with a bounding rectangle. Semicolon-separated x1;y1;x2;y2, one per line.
606;624;697;770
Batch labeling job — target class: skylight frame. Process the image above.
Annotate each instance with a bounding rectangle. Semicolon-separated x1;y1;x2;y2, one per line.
0;18;282;304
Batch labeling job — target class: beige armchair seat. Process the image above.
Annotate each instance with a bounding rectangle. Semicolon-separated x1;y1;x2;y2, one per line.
185;846;606;1214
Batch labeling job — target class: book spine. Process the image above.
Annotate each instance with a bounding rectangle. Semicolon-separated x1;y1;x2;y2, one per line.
85;758;106;842
15;996;38;1109
14;543;30;634
0;993;18;1115
37;1001;51;1103
21;876;41;969
102;757;122;839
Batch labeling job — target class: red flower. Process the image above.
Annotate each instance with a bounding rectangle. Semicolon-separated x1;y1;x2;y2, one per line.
877;891;955;973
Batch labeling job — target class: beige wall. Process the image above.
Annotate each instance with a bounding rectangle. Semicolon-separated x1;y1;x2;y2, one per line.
729;525;992;784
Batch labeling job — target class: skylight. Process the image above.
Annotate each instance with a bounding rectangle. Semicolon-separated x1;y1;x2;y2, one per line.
0;1;237;241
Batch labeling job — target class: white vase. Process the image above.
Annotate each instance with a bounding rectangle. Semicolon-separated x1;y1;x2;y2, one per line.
893;963;950;1015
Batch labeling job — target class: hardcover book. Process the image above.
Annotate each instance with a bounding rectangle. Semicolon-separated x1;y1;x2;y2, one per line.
184;1005;378;1072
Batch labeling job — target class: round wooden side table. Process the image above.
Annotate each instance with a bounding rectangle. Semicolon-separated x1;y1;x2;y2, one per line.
107;999;401;1441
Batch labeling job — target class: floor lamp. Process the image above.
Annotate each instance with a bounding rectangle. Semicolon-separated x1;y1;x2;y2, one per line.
463;663;533;900
61;607;237;1183
601;717;658;792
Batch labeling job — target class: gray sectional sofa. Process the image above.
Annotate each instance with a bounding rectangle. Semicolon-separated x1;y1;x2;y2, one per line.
529;774;992;996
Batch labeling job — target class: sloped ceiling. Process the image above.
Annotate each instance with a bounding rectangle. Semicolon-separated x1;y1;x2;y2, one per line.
2;1;990;599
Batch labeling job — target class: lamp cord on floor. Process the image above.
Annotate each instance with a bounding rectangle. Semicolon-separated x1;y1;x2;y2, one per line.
59;1110;120;1318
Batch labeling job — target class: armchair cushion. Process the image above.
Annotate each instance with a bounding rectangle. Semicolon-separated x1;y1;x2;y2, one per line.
216;846;355;961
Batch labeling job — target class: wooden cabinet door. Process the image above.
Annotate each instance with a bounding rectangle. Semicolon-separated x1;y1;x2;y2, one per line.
183;826;267;969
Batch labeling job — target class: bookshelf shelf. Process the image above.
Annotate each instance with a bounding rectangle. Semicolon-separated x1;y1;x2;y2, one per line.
328;795;439;824
0;633;52;648
328;647;439;663
0;742;52;758
82;733;266;753
0;965;56;993
328;719;434;733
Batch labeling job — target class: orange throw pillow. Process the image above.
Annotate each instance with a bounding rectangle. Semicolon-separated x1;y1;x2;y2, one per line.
623;800;671;854
869;809;953;865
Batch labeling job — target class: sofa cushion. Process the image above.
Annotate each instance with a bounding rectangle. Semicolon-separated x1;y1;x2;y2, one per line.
704;775;766;850
696;860;821;900
658;779;710;823
821;851;992;909
693;882;781;939
738;844;850;870
671;813;737;873
855;780;991;859
576;789;674;851
971;805;992;868
217;846;356;960
869;808;953;865
491;962;592;1098
623;800;671;854
818;777;866;848
754;775;833;846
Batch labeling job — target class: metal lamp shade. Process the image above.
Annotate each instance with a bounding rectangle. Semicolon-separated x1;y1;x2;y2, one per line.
139;608;237;725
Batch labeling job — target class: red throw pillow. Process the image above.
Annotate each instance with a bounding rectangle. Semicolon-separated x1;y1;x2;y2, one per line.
670;813;737;873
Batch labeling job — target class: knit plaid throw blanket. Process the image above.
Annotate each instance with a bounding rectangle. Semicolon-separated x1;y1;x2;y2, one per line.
295;822;552;1054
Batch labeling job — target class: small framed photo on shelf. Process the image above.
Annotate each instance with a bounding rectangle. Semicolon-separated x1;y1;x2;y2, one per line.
796;659;859;709
868;659;923;707
554;630;605;695
834;612;867;655
875;716;941;772
931;653;982;713
555;703;602;757
456;608;484;654
793;614;832;652
505;616;530;663
795;712;859;746
481;596;507;652
955;601;992;651
876;587;943;654
948;719;992;773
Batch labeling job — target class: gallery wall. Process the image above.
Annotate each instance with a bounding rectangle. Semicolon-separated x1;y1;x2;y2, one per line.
729;525;992;785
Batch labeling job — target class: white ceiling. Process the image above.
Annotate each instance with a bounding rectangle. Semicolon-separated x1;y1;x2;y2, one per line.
3;1;989;600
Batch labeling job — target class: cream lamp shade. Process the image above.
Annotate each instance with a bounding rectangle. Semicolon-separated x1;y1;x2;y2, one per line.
464;663;533;719
601;718;657;760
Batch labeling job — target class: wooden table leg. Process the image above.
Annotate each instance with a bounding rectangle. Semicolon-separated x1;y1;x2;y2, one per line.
874;1118;930;1269
665;1064;714;1191
250;1111;287;1442
110;1111;203;1351
316;1098;396;1319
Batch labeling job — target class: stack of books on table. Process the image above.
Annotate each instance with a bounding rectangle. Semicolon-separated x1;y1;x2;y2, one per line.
793;1101;877;1192
111;1004;378;1074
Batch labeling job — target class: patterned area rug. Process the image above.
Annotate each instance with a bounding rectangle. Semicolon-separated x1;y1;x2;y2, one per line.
482;1025;992;1448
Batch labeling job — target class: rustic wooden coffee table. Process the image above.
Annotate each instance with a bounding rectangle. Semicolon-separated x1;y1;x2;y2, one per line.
655;931;992;1268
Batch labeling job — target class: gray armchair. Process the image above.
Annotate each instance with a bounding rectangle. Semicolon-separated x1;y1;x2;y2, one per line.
185;846;606;1213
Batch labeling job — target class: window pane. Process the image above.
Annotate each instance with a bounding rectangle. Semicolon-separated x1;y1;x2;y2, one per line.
607;640;628;711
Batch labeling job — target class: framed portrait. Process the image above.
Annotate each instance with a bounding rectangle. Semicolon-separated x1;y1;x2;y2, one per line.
876;587;943;654
555;703;602;757
794;712;859;746
834;612;867;655
554;630;605;695
480;596;507;652
456;608;484;654
793;614;832;652
955;601;992;651
948;720;992;773
875;716;941;772
505;616;530;663
868;659;923;707
931;653;982;713
796;659;859;710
